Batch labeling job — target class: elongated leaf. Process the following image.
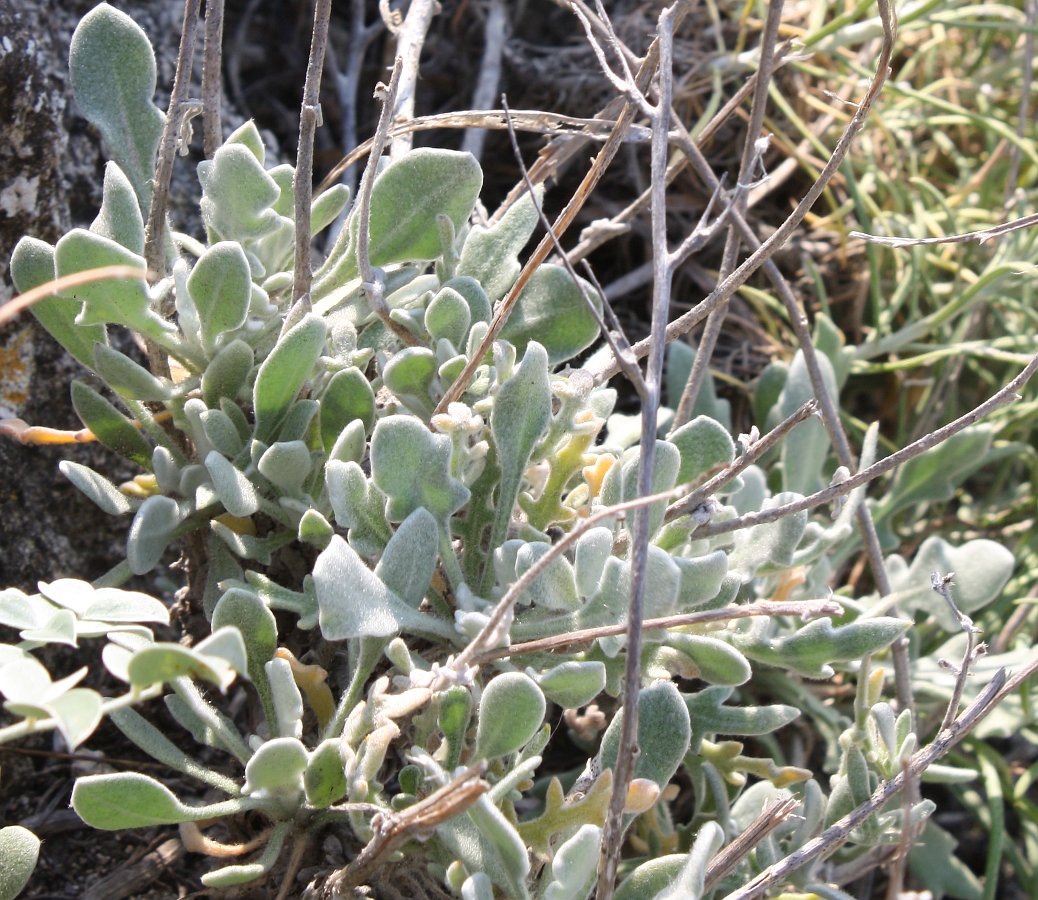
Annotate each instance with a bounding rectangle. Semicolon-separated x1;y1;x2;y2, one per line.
59;460;135;515
93;343;169;401
72;772;257;830
188;242;252;353
11;236;107;372
71;380;151;468
69;3;164;203
253;314;327;441
90;162;144;254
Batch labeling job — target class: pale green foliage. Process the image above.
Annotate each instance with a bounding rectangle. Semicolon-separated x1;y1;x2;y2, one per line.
0;5;1026;899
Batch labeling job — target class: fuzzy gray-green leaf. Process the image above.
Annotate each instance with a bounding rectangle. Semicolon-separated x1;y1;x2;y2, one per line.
474;672;546;760
188;241;252;353
69;4;164;203
253;313;327;442
11;236;108;372
500;265;601;365
0;825;40;900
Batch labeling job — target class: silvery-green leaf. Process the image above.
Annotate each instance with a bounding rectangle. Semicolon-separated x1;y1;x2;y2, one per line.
93;343;169;402
19;688;103;750
211;589;277;688
253;314;327;441
304;739;348;808
0;589;44;631
202;339;254;407
574;527;614;598
258;441;312;496
779;351;836;495
374;507;439;608
673;551;727;609
540;824;600;900
366;149;483;268
665;342;732;430
435;792;531;900
19;608;77;646
266;657;303;739
198;143;281;242
383;347;438;416
205;452;259;517
885;536;1014;631
370;416;469;526
0;825;40;900
531;661;606;709
651;821;724;900
425;286;471;348
109;707;240;795
226;120;267;163
54;230;168;338
200;408;245;458
90;161;145;254
72;772;260;830
298;509;334;549
313;536;456;641
242;737;307;798
684;685;800;752
275;398;319;443
325;460;392;556
489;342;551;560
436;685;473;771
84;587;169;624
11;236;106;372
69;3;164;203
201;822;290;888
668;416;735;485
187;241;252;353
876;426;994;523
613;857;687;900
727;491;808;581
126;495;183;575
614;440;681;540
599;681;690;795
734;616;909;679
311;184;350;235
126;636;237;690
662;633;751;686
71;380;151;468
754;360;788;429
441;275;492;325
458;188;540;302
59;460;136;515
514;542;579;612
462;873;495;900
319;367;375;451
474;672;545;760
500;265;601;365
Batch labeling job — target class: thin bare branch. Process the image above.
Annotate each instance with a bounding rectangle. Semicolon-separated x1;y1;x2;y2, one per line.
724;654;1038;900
932;571;986;733
201;0;225;158
461;0;508;162
388;0;440;158
671;0;784;431
473;599;842;664
584;0;898;386
316;763;488;896
143;0;200;282
598;7;677;896
293;0;334;302
850;210;1038;248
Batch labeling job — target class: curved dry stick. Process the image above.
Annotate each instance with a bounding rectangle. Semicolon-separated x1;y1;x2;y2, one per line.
0;265;146;328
